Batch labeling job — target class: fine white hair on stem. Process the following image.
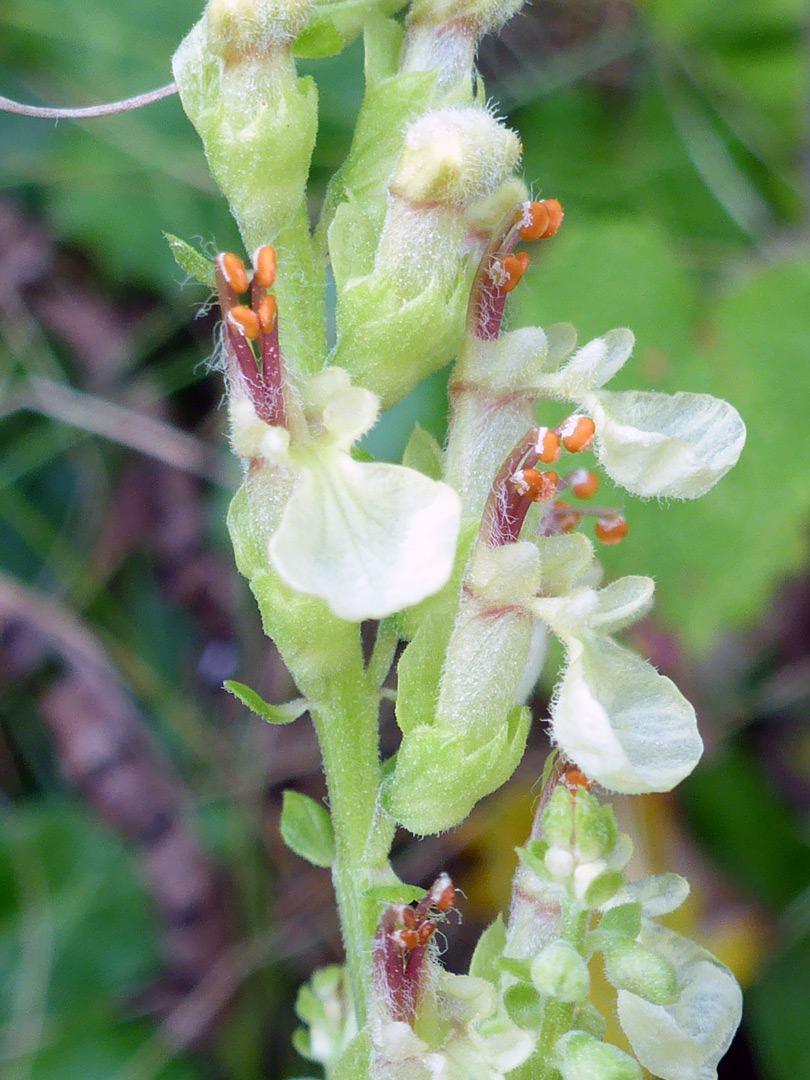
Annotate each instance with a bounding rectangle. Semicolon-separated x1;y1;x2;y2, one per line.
0;83;178;120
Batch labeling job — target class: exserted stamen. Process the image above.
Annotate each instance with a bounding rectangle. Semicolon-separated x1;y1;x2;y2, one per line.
468;198;565;342
215;246;286;427
481;427;556;546
372;876;457;1026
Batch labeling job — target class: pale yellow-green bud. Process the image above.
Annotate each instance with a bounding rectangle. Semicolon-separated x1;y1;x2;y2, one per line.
206;0;310;57
389;107;521;207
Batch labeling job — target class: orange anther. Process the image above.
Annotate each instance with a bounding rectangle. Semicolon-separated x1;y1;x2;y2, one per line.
393;928;420;950
228;304;260;340
596;515;629;545
513;468;559;502
563;768;593;792
429;874;456;913
559;415;596;454
258;293;277;334
253;245;277;289
220;252;250;294
570;469;599;499
400;906;417;929
500;253;529;293
542;199;564;238
519;201;550;241
554;500;582;533
536;427;560;465
515;250;530;274
416;920;437;946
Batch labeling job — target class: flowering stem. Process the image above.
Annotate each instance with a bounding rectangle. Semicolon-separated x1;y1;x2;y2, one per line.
308;658;394;1024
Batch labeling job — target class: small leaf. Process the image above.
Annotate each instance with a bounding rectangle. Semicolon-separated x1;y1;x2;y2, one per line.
280;791;336;868
504;983;544;1028
498;956;533;983
164;233;216;288
469;915;507;984
364;883;427;906
224;680;307;725
402;423;444;480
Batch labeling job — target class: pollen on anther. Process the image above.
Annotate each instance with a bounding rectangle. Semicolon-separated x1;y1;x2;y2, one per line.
519;199;564;241
563;768;593;792
253;245;277;290
220;252;250;294
595;514;629;545
570;469;599;499
536;427;560;464
228;304;260;340
500;253;530;293
513;467;558;502
542;199;564;238
559;415;596;454
258;294;278;334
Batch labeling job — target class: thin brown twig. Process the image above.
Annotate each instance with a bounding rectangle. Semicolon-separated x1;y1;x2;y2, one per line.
0;83;178;120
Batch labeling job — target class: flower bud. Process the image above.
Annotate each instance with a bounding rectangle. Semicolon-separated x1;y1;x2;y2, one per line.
542;786;575;850
389;108;521;207
531;940;589;1002
573;790;618;861
206;0;311;57
604;939;678;1005
556;1032;642;1080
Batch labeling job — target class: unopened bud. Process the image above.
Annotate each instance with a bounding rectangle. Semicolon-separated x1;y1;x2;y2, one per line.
542;785;575;849
531;940;589;1002
556;1032;642;1080
573;790;617;861
603;939;678;1005
206;0;310;56
390;108;521;208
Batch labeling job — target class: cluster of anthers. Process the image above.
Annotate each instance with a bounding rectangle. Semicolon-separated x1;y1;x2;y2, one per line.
472;197;563;340
215;244;284;425
483;423;628;549
375;874;458;1025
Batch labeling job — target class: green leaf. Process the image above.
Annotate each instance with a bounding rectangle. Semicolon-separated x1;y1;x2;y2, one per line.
164;232;216;288
599;257;810;653
497;956;533;983
599;903;642;939
280;791;336;868
402;423;444;480
504;983;543;1029
364;883;427;906
224;680;307;725
469;915;507;984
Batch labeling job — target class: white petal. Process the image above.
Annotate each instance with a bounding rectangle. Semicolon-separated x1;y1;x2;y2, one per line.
550;633;703;793
587;389;746;499
559;328;635;392
590;576;655;634
604;873;690;916
270;453;461;621
618;922;742;1080
535;533;595;597
303;367;379;447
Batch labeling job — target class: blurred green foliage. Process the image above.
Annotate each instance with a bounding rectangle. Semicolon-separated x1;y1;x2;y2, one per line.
2;0;810;1077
